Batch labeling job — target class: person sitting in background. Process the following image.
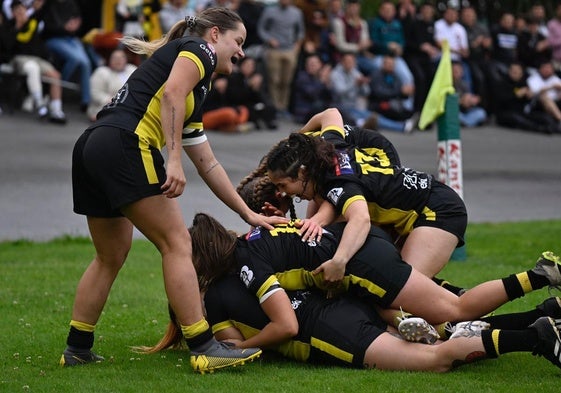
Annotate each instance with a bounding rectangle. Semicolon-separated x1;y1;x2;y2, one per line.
9;0;66;123
40;0;93;111
202;74;250;133
494;62;560;134
518;15;552;73
452;61;487;127
548;4;561;73
368;0;414;85
87;48;137;122
330;52;414;133
369;54;415;123
527;60;561;128
226;56;277;130
291;53;333;124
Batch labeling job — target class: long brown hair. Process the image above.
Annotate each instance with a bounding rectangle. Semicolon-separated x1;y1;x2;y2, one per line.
121;7;243;56
189;212;238;292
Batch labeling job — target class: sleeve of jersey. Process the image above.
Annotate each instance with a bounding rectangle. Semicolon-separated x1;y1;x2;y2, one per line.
178;40;215;147
320;126;348;149
325;181;366;216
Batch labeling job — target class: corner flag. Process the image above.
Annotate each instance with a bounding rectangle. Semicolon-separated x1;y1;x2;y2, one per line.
418;40;455;130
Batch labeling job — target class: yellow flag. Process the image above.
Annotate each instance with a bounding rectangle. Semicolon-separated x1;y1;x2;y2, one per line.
418;40;456;130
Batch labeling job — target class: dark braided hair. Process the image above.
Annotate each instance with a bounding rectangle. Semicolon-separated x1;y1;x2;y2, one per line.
266;133;336;196
237;139;297;219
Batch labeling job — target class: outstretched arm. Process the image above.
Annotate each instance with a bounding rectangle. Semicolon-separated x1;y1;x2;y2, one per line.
184;141;288;230
299;107;344;133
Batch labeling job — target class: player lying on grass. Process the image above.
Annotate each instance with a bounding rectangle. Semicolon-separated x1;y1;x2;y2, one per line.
140;270;561;372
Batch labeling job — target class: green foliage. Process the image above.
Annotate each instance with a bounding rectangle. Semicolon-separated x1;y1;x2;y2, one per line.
1;220;561;392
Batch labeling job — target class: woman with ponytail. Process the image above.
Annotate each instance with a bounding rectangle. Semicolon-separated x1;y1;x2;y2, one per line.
64;7;286;374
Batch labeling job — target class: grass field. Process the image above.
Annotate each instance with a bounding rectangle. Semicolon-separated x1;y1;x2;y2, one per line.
1;220;561;393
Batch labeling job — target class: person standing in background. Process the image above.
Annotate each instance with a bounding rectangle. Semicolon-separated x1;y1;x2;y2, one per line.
257;0;305;118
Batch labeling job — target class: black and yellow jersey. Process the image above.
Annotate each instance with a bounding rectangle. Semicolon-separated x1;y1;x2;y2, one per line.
94;36;215;149
317;125;433;236
305;124;401;168
205;274;386;367
235;220;339;303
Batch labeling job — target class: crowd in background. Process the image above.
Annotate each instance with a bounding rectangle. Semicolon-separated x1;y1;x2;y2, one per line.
1;0;561;134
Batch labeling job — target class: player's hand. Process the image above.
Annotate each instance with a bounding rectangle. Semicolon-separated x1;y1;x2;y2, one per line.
261;201;285;217
295;219;323;243
161;161;186;198
312;258;346;285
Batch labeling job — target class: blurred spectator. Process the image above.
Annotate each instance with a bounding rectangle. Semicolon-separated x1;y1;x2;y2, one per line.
257;0;305;116
452;61;487;127
404;2;438;111
396;0;416;32
369;54;415;121
87;48;136;121
294;0;332;63
226;56;278;130
527;60;561;127
529;3;548;38
325;0;343;27
460;6;492;111
10;0;67;123
2;0;42;20
547;4;561;73
494;62;559;134
518;15;552;73
489;12;518;83
116;0;161;41
235;0;265;59
368;0;414;84
330;0;376;76
202;75;250;133
291;53;333;123
330;52;414;133
159;0;193;34
41;0;93;111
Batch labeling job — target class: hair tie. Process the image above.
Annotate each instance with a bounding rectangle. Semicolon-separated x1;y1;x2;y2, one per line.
185;15;197;29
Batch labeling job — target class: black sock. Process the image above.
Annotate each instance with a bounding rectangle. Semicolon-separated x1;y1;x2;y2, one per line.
432;277;466;296
481;329;537;357
66;326;94;350
482;310;542;330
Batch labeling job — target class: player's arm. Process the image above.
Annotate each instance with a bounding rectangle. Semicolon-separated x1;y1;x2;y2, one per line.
235;289;298;349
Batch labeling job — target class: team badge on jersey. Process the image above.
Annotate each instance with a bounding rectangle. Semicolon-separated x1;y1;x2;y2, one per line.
240;265;254;288
336;151;354;175
327;187;344;205
246;226;262;241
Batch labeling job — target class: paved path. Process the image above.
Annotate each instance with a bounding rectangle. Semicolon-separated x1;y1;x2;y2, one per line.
1;107;560;241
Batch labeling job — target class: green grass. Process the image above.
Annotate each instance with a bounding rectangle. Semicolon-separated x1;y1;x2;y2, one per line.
2;221;561;393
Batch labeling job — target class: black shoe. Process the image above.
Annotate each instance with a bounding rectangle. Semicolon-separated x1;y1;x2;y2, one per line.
529;316;561;369
60;347;104;366
537;297;561;319
190;340;261;374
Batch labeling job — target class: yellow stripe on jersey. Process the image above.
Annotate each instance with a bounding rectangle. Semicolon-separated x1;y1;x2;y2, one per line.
136;85;165;149
367;202;419;236
256;276;282;301
421;205;436;221
342;195;366;216
311;336;353;364
277;340;311;362
276;269;322;291
179;51;206;80
348;274;387;298
320;125;345;138
138;136;159;184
